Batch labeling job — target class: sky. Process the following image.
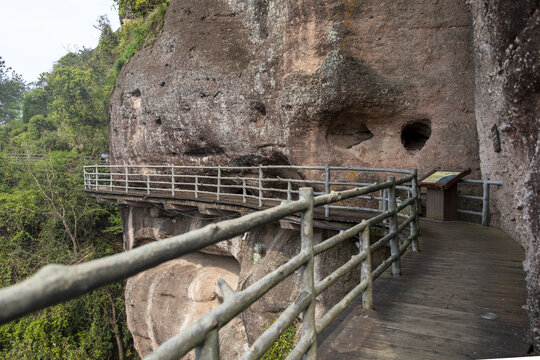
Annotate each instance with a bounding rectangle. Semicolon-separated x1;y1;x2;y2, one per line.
0;0;120;83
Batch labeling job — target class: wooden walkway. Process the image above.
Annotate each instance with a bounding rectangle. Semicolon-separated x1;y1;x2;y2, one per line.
318;219;530;359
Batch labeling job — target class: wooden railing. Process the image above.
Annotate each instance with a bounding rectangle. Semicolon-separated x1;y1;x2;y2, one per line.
0;167;420;360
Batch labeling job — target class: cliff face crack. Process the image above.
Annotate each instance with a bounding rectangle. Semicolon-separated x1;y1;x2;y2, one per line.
326;113;374;149
184;145;225;156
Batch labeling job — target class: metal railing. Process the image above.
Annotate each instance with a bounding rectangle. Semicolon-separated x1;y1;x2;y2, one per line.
3;153;47;161
0;168;420;359
83;164;415;219
457;179;503;226
3;153;106;164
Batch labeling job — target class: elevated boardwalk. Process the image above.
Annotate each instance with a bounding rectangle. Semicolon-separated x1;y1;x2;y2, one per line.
318;219;529;359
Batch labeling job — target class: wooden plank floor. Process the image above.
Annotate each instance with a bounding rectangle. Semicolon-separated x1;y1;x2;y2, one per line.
318;219;530;359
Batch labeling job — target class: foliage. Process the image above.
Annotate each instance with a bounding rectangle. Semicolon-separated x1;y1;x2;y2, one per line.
263;320;298;360
0;3;171;358
115;0;170;19
107;3;168;92
0;154;135;359
0;57;26;126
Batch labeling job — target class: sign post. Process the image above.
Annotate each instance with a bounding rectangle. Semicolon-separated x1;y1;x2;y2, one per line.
420;169;471;221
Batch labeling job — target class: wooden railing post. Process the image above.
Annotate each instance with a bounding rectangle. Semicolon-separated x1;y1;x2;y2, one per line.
360;222;373;309
258;165;263;207
299;187;316;359
410;169;420;252
195;328;220;360
387;177;401;276
482;179;490;226
325;164;330;218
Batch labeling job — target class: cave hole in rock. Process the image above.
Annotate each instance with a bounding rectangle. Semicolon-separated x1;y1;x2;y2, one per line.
326;113;374;149
401;121;431;150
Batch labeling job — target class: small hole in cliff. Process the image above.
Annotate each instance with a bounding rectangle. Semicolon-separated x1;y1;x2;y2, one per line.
155;117;162;125
130;88;141;97
160;81;166;87
250;101;266;116
401;121;431;151
326;114;374;149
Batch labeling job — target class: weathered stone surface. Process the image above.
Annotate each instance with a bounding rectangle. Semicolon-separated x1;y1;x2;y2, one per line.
468;1;539;353
125;252;246;358
120;206;389;353
110;0;539;354
110;0;479;178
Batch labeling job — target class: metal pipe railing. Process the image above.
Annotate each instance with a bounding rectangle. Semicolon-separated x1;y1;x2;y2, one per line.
457;179;502;226
83;165;417;218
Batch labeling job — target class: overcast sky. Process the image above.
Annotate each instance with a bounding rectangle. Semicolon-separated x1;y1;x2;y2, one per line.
0;0;120;83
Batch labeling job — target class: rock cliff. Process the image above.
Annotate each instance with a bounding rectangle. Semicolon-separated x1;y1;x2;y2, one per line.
120;206;389;356
468;0;539;352
109;0;479;176
109;0;539;355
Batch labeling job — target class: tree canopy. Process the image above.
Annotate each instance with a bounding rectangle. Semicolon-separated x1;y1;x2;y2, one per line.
0;57;26;126
0;3;169;358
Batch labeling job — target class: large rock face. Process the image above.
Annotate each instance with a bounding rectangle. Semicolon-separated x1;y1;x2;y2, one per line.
120;206;389;355
467;1;539;353
109;0;539;355
110;0;479;176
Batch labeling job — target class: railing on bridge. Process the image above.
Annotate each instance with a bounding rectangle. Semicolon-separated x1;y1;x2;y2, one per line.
4;153;47;162
0;167;420;360
4;153;107;164
83;164;416;220
457;179;503;226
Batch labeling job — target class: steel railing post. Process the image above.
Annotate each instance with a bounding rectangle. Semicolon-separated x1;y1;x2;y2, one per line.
242;178;246;203
109;167;112;192
360;222;373;309
146;175;150;195
195;175;199;199
94;166;98;191
171;165;175;197
287;181;291;201
258;165;263;207
410;169;420;252
299;187;316;359
482;179;490;226
124;165;128;193
325;164;330;218
217;166;221;201
387;176;401;276
195;328;220;360
382;188;389;226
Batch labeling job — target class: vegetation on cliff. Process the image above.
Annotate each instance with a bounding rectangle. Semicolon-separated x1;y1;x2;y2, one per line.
0;1;169;358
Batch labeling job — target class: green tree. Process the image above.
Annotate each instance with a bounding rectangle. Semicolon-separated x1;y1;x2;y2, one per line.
0;57;26;125
0;4;171;358
22;88;49;123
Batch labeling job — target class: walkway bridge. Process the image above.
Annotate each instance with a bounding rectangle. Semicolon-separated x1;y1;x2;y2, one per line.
0;165;528;359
